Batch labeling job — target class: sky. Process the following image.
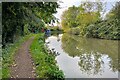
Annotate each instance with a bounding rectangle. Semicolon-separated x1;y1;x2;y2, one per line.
53;0;118;24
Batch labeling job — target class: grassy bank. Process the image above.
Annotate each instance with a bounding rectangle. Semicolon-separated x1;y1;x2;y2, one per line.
30;33;64;79
2;34;34;78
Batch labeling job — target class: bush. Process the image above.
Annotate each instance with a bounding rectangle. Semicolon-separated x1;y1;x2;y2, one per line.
46;65;65;79
85;24;99;38
68;27;80;35
84;19;120;40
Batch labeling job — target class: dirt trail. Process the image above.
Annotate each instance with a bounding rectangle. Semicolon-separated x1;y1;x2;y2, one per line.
10;37;36;78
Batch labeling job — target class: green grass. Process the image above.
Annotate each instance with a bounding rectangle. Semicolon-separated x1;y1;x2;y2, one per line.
0;57;2;79
2;34;34;78
30;33;64;79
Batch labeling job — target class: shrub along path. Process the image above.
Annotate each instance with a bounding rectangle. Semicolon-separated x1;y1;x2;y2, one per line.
10;36;36;78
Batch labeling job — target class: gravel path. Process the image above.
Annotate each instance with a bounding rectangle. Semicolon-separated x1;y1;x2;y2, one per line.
10;37;36;78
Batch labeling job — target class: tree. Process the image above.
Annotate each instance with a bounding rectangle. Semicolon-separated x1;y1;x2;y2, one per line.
77;2;103;26
2;2;59;47
61;6;79;32
61;1;103;33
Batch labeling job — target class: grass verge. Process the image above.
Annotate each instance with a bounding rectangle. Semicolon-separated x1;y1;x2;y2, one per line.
2;34;34;78
30;33;65;79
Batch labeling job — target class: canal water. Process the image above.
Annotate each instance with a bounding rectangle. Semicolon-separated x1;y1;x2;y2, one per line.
45;33;119;78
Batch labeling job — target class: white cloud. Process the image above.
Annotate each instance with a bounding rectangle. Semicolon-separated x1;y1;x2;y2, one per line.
54;0;118;23
54;0;81;22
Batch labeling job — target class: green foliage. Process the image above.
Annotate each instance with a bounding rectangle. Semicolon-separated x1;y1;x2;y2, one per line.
2;2;26;47
85;24;99;38
84;2;120;40
24;23;31;35
68;27;80;35
45;25;62;31
106;2;120;20
85;19;120;40
46;66;64;79
61;2;103;32
61;1;120;40
61;6;79;32
28;19;45;33
30;34;64;79
2;2;59;47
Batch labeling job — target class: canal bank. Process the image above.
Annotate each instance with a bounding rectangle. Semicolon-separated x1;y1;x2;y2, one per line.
30;33;65;79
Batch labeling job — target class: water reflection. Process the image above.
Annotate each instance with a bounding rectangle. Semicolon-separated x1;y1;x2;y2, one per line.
78;52;105;75
62;33;119;73
46;33;119;78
